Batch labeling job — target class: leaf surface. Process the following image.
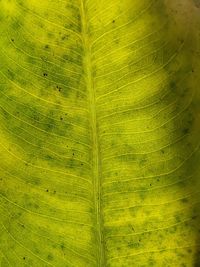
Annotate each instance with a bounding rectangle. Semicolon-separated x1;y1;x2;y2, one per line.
0;0;200;266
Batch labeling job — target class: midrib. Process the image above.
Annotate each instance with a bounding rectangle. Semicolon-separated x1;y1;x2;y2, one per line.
80;1;104;266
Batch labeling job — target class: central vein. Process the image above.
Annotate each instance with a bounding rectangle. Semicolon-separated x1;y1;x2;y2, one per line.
80;1;105;266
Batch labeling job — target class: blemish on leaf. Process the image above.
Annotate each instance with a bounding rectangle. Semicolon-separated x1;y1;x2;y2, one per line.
62;34;69;40
56;85;62;92
60;242;65;250
182;128;189;134
193;0;200;8
47;254;53;261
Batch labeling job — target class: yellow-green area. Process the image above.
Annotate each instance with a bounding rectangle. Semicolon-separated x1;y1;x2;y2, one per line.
0;0;200;266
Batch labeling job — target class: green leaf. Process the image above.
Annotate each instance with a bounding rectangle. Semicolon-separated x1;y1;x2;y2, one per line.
0;0;200;266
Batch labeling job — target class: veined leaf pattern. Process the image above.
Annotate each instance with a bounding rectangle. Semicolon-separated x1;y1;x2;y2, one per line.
0;0;200;266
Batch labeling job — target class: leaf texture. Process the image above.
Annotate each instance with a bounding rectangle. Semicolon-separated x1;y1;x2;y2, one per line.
0;0;200;266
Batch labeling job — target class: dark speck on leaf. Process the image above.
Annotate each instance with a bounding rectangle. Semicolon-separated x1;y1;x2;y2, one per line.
60;243;65;250
62;34;69;40
23;257;26;260
56;85;62;92
72;153;75;156
60;117;63;121
43;73;48;77
183;128;189;134
170;81;176;89
11;38;14;42
150;184;152;186
48;254;53;260
112;20;115;23
181;198;188;203
192;215;197;220
46;189;49;192
45;44;49;49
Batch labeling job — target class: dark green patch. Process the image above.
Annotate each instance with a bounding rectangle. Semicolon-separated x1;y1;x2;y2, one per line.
193;0;200;8
7;69;15;79
180;198;188;203
182;128;189;134
175;215;181;223
47;254;53;261
168;226;177;234
61;34;69;40
148;258;156;266
60;242;65;250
